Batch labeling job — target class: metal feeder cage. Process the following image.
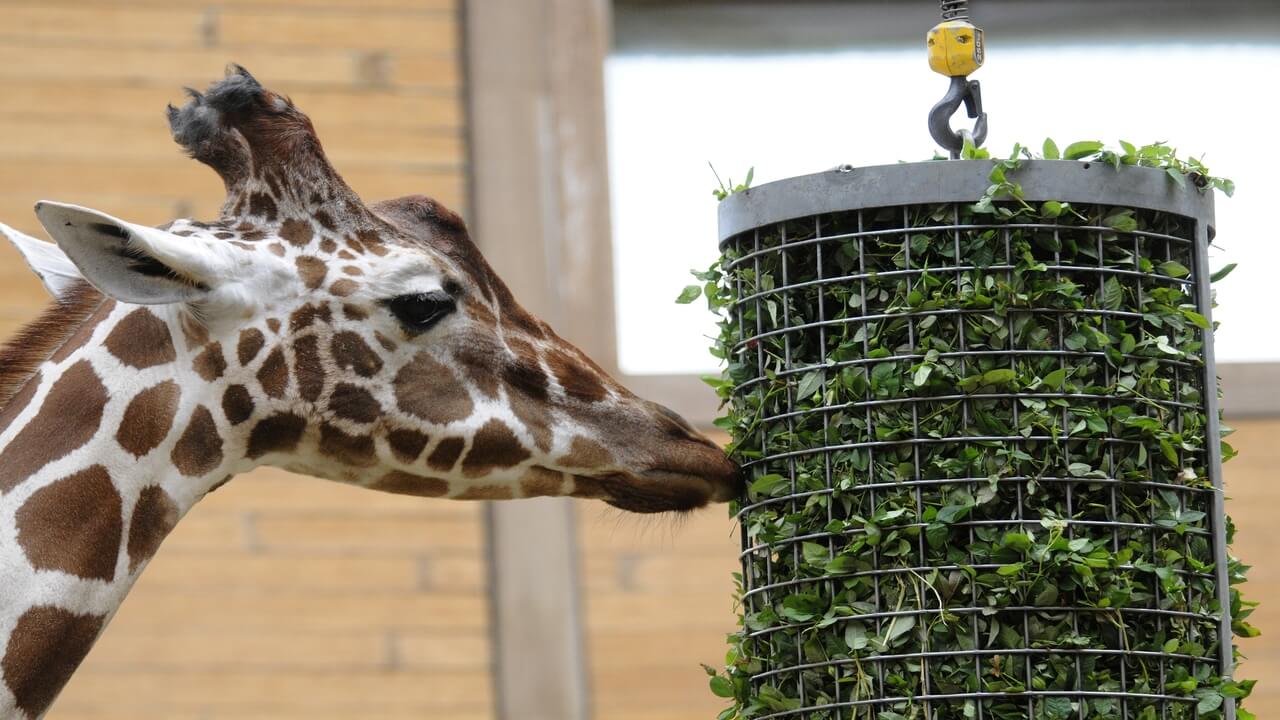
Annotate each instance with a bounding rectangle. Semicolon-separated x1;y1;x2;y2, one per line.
718;161;1233;719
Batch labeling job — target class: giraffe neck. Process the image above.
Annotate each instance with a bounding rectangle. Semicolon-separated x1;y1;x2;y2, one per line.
0;298;235;720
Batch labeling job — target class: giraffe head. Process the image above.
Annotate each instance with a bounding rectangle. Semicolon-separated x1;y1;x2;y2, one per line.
6;66;740;513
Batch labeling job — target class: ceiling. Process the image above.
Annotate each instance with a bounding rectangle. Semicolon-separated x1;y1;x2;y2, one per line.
613;0;1280;54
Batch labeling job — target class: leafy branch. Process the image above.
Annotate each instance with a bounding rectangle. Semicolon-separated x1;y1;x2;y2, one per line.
686;142;1254;719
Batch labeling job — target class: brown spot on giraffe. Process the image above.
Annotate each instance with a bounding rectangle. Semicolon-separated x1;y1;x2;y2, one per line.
521;467;566;497
279;217;313;247
509;389;555;453
116;381;181;457
558;436;614;469
343;304;368;321
291;335;326;402
319;237;338;253
266;317;281;333
332;331;382;377
461;419;531;477
345;235;367;254
394;352;471;424
104;308;176;369
1;606;106;718
289;303;331;333
427;437;465;472
314;209;337;231
295;256;327;289
127;485;180;573
453;341;501;398
569;475;610;499
329;278;359;297
387;428;430;462
171;405;223;477
249;192;277;220
369;470;449;497
268;242;286;257
193;342;227;381
237;327;266;366
256;346;290;398
455;485;515;501
222;384;255;425
50;299;115;363
342;265;364;276
330;383;381;423
16;465;122;581
246;412;307;459
319;423;376;466
374;331;396;352
547;347;608;402
0;360;108;493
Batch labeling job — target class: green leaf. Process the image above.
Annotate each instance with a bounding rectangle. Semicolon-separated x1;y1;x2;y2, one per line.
675;285;702;304
1063;140;1104;160
1211;262;1237;283
925;522;949;549
748;473;789;497
1041;696;1074;720
1039;200;1063;218
709;675;735;698
796;370;824;400
997;562;1024;576
981;368;1017;387
802;542;829;566
1159;260;1191;278
936;504;974;524
844;622;868;651
880;613;916;645
1067;462;1091;477
1103;210;1138;232
1002;532;1032;552
912;364;933;387
1042;367;1068;390
1042;138;1060;160
1098;276;1124;309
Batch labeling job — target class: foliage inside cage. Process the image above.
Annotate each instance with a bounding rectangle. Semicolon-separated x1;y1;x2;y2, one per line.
691;143;1254;720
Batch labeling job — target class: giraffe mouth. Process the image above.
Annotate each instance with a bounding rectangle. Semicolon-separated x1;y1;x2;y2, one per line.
574;470;732;514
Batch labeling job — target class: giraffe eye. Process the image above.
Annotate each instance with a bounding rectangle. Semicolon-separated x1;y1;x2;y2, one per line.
386;291;455;332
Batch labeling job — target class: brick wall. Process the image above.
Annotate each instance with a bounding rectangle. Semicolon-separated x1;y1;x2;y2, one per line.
0;1;487;718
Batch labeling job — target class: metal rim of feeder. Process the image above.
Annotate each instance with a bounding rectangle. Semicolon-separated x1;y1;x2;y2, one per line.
718;160;1233;719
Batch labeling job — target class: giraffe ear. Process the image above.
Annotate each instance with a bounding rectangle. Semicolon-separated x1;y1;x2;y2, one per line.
33;201;234;305
0;221;85;300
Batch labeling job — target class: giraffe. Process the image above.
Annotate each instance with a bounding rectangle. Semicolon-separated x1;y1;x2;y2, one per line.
0;66;741;719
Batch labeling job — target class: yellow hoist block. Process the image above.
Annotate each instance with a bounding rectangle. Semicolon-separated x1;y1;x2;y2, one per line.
927;20;985;77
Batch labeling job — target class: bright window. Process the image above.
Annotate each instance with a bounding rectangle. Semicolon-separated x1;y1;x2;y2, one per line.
607;43;1280;375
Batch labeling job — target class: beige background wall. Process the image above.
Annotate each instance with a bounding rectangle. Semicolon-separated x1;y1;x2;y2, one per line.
0;2;1273;720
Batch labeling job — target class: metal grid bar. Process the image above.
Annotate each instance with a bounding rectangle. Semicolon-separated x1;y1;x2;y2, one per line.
723;161;1230;720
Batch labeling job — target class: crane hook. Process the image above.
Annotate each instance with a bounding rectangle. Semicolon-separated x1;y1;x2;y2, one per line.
929;75;988;158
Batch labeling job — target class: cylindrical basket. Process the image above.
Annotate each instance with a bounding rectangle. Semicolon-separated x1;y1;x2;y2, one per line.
717;160;1234;719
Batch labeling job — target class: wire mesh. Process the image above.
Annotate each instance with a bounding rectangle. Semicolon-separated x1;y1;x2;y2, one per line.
720;163;1230;720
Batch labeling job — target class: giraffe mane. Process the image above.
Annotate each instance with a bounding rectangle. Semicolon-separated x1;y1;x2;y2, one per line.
0;280;105;412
